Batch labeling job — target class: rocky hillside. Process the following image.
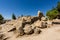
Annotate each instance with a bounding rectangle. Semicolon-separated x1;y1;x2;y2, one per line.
0;16;54;40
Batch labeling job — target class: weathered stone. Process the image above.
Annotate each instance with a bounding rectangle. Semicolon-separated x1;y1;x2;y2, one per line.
18;27;24;36
23;24;34;35
34;27;41;34
40;21;47;28
0;34;5;40
41;17;47;21
31;17;39;24
13;20;25;30
31;20;41;28
3;37;10;40
37;11;44;20
8;27;16;32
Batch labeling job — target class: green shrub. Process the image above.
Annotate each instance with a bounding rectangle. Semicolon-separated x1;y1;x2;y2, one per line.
46;8;58;20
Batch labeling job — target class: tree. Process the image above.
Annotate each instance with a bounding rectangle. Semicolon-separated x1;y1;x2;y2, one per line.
0;14;4;24
46;8;58;20
12;13;16;20
57;2;60;12
46;1;60;20
0;14;4;20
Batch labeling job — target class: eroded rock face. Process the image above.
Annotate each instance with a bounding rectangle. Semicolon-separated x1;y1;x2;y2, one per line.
31;17;38;23
18;27;25;36
34;27;41;34
31;20;41;28
0;34;6;40
13;20;25;30
0;34;3;40
40;21;47;28
8;27;16;32
23;24;34;35
41;17;47;21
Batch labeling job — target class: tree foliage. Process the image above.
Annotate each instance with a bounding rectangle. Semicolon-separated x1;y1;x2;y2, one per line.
12;13;16;20
46;1;60;20
0;14;4;24
46;8;58;20
0;14;4;20
57;2;60;12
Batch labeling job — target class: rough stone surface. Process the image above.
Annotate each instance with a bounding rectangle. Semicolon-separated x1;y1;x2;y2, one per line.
18;27;24;36
40;21;47;28
41;17;46;21
23;24;34;34
34;27;41;34
8;27;16;32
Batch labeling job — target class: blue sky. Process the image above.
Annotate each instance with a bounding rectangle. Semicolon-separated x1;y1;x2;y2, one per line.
0;0;60;19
